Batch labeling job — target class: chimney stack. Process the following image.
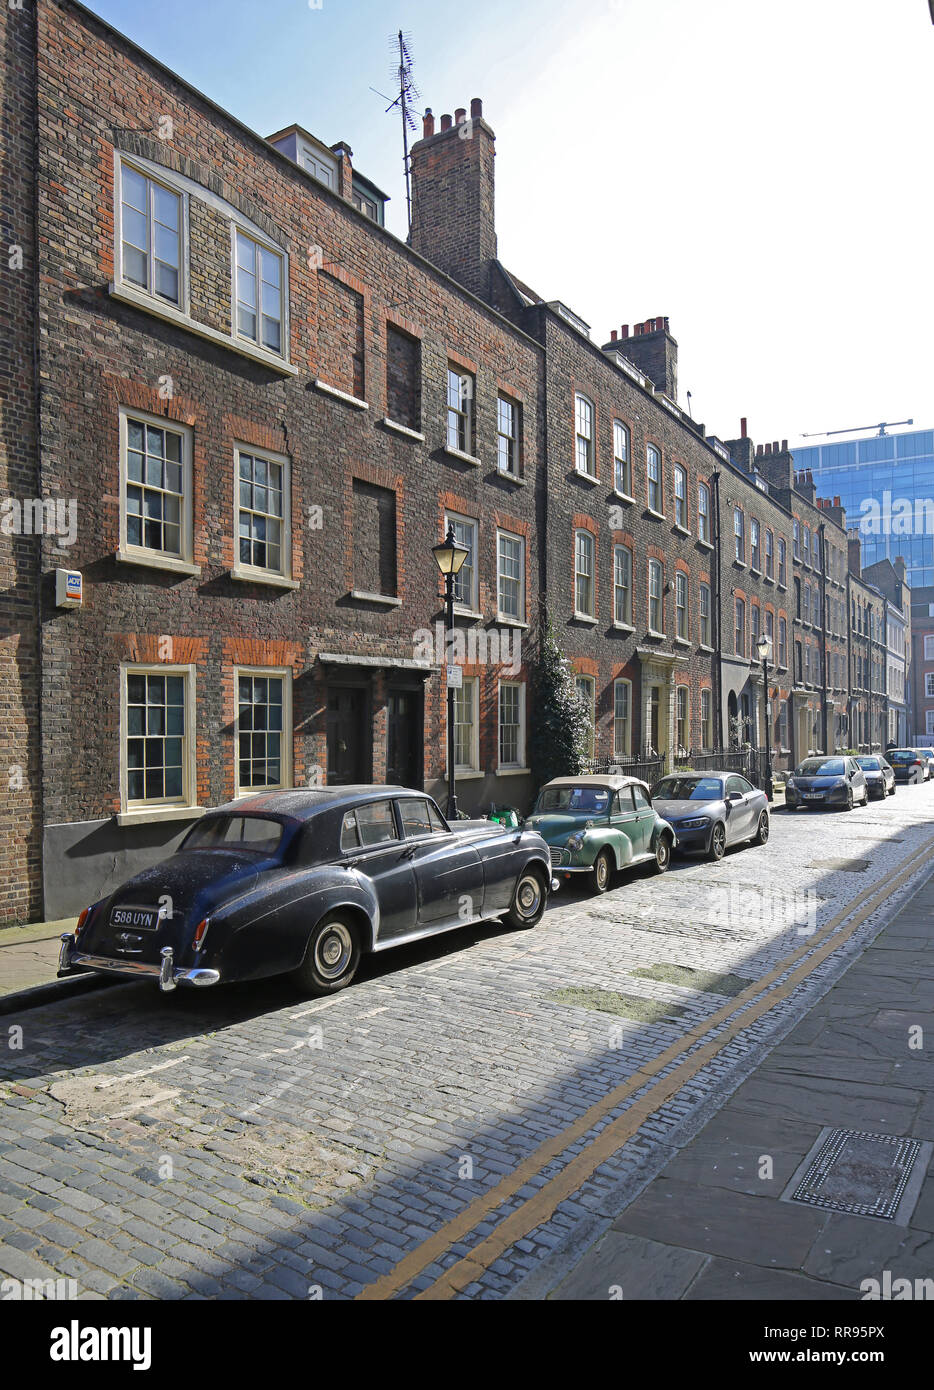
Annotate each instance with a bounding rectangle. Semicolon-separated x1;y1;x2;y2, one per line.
610;329;617;341
409;98;497;300
740;417;747;438
422;109;435;138
611;314;678;399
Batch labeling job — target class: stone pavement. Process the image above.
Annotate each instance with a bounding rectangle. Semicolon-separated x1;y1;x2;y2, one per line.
0;920;76;997
530;867;934;1299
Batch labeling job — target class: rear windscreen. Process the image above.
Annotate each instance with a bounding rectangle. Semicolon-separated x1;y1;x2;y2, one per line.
182;816;283;852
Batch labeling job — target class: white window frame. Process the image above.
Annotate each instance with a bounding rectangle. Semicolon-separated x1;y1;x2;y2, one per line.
673;465;688;529
497;680;526;771
613;678;632;757
118;407;195;575
497;394;519;476
648;558;663;634
734;507;745;563
574;529;596;618
701;688;713;750
735;596;746;657
613;420;631;496
447;367;474;454
926;673;934;699
676;685;689;753
647;444;663;514
778;616;787;668
453;676;479;773
114;154;188;312
233;666;293;798
120;663;198;819
575;394;595;477
778;537;787;586
233;443;292;585
613;544;633;626
496;529;525;623
446;512;479;613
924;635;934;661
698;481;711;543
764;527;774;579
233;226;287;358
750;518;760;571
699;582;711;647
675;571;688;640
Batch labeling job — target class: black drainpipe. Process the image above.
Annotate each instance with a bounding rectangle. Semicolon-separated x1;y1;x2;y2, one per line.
711;470;723;749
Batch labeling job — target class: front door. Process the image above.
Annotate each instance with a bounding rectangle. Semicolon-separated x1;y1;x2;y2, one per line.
326;687;367;786
387;688;423;789
650;687;660;753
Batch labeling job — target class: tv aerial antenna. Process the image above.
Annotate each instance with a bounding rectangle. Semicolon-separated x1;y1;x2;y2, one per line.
370;31;419;234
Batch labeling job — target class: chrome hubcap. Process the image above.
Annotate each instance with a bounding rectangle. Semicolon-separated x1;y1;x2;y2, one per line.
517;875;542;916
315;923;353;980
596;858;608;886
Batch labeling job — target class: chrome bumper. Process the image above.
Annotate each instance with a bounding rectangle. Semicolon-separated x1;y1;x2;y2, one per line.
58;936;219;992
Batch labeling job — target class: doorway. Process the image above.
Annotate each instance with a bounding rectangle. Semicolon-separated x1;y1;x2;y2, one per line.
386;687;423;789
326;687;368;785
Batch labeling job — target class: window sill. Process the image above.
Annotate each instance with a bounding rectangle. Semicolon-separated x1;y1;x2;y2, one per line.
497;766;530;777
672;523;691;537
442;446;482;467
452;769;484;780
349;590;402;607
699;643;714;653
231;568;299;590
313;379;369;410
777;583;788;592
571;613;598;625
382;417;424;441
696;537;714;551
109;283;298;376
573;470;600;487
646;629;666;640
672;636;691;647
495;469;525;485
763;574;775;585
115;548;201;579
612;490;635;505
750;567;762;578
733;559;747;569
116;805;206;828
646;508;666;522
611;621;635;633
495;616;528;629
453;606;483;622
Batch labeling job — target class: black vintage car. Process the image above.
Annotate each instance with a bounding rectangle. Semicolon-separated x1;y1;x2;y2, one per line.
58;786;553;997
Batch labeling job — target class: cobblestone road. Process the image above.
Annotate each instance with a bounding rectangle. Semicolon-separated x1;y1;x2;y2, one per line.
2;788;933;1300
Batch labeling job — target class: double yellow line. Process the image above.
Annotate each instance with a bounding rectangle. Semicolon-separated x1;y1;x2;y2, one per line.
356;833;934;1300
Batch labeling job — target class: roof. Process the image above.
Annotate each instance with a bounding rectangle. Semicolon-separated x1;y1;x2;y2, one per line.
544;775;646;790
212;785;413;821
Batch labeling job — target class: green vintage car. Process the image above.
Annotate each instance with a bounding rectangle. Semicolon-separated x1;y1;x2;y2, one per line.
525;775;676;894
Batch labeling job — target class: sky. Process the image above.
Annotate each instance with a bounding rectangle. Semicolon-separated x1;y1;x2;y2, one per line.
82;0;934;449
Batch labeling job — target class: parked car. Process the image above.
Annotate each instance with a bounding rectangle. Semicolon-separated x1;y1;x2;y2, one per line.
784;756;869;810
650;772;770;861
854;755;896;799
915;747;934;778
525;775;675;893
58;787;554;997
886;749;932;784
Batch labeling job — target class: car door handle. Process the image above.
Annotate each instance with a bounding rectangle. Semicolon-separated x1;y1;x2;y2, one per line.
402;846;416;859
344;857;361;869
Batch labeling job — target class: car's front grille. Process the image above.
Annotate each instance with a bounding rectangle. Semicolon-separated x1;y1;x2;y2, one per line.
549;847;565;867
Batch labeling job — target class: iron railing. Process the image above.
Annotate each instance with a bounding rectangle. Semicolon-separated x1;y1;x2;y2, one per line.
581;753;667;786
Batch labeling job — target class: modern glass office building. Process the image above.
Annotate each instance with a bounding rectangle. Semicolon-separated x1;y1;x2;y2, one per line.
791;427;934;588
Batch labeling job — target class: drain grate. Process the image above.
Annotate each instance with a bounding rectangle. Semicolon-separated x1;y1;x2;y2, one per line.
808;858;871;873
786;1129;923;1220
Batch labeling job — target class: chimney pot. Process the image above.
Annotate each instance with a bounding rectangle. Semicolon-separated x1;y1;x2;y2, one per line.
635;322;643;335
440;113;452;131
765;442;772;455
621;324;629;338
782;439;788;452
455;107;467;125
610;329;618;341
773;441;780;454
740;417;747;438
470;97;483;119
423;108;435;138
834;495;841;507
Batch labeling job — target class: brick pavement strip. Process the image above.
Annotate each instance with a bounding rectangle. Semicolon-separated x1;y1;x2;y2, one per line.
1;789;933;1299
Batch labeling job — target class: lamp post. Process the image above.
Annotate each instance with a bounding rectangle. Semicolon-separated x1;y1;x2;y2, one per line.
432;523;470;820
756;634;774;801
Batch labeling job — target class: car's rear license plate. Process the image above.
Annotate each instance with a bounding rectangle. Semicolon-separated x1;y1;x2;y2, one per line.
110;906;159;931
804;793;822;799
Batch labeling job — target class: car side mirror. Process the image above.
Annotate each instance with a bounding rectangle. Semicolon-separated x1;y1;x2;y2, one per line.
728;791;742;802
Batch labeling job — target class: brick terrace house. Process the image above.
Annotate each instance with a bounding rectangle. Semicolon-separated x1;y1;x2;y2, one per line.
1;0;878;923
909;586;934;743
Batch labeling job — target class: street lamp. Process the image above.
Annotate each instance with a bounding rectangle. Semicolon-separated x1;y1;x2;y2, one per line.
756;634;774;801
432;523;470;819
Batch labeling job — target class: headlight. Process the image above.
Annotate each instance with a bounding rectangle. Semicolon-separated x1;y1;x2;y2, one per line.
830;777;845;787
680;817;710;830
566;832;585;851
786;778;795;788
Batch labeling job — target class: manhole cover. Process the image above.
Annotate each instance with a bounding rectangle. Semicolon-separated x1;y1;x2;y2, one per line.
781;1128;931;1223
808;858;871;873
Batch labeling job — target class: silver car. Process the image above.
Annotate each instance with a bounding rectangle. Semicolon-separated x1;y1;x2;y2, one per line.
785;756;869;811
855;755;895;799
651;772;770;862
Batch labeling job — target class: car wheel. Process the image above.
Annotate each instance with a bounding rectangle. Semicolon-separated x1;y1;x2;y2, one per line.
845;788;854;811
707;822;727;861
293;912;361;996
889;783;896;796
592;849;614;895
652;835;671;874
753;810;770;846
505;866;548;930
